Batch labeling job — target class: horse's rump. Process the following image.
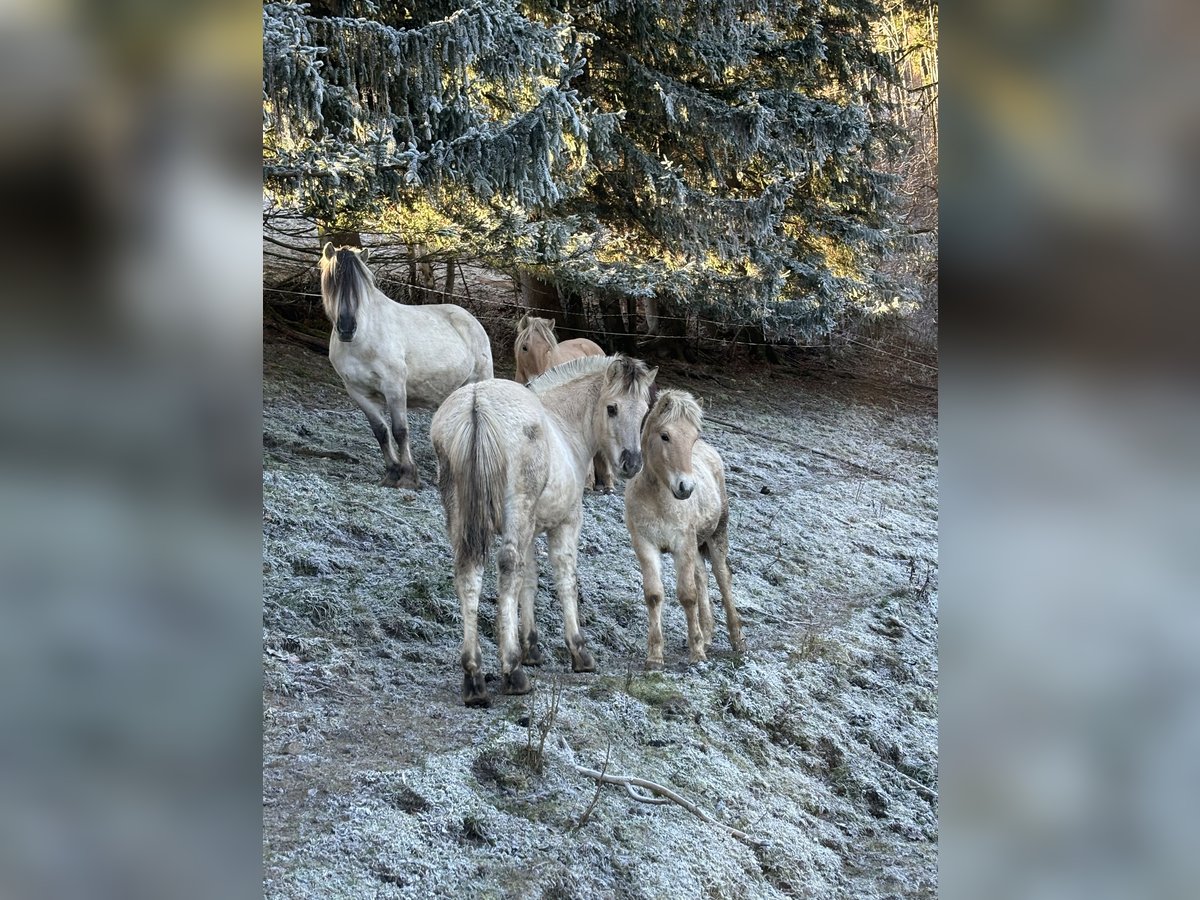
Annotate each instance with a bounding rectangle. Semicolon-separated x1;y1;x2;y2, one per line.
433;386;507;566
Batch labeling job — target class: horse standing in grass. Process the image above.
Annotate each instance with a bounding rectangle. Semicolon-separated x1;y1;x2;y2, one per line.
432;355;658;707
514;315;612;491
319;243;493;488
624;389;746;668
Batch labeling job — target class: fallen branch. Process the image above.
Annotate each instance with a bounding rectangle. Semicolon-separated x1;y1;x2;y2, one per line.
575;765;759;845
705;416;893;481
264;307;330;353
572;742;611;830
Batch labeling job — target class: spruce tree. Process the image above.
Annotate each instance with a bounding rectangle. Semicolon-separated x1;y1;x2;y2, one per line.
263;0;904;342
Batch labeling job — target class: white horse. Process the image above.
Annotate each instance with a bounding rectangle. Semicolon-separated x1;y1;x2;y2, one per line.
431;355;658;706
319;243;493;488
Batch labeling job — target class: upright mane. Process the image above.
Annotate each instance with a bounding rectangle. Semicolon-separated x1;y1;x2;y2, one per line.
527;353;655;398
643;389;703;434
526;354;611;394
319;246;376;323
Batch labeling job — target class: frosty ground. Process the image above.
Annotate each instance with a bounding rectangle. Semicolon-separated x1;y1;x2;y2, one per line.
262;331;938;899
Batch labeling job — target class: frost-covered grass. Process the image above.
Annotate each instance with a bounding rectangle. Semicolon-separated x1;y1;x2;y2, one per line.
263;333;938;899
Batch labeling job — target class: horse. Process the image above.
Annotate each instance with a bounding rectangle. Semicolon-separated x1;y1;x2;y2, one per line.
431;355;658;707
318;243;493;489
623;389;746;669
514;316;605;384
514;315;611;490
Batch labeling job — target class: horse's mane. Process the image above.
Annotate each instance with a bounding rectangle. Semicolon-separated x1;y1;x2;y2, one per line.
320;247;376;319
644;389;703;433
517;316;558;350
526;352;651;394
526;354;612;394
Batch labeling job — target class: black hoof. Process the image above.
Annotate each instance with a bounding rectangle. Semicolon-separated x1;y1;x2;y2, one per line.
523;643;547;667
571;648;596;673
501;667;532;695
462;672;490;707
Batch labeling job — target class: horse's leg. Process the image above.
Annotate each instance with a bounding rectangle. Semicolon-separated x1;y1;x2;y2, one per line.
385;393;421;489
519;537;546;666
496;519;535;695
455;557;490;707
345;384;402;483
709;529;746;652
548;517;595;672
676;538;707;664
694;548;715;647
591;453;612;493
632;537;666;670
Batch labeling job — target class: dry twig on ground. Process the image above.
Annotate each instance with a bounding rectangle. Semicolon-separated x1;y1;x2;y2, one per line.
575;764;760;845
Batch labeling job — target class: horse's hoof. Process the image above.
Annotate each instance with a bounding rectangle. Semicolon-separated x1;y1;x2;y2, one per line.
397;477;421;490
462;672;490;707
687;650;708;665
571;648;596;673
732;637;747;653
523;643;547;667
501;667;531;695
644;658;664;672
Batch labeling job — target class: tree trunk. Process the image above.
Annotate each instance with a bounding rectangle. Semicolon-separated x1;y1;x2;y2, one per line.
643;294;691;360
559;287;591;342
519;271;565;326
443;256;456;300
597;294;633;353
317;226;360;250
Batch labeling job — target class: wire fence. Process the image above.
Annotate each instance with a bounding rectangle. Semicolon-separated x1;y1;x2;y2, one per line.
262;219;937;371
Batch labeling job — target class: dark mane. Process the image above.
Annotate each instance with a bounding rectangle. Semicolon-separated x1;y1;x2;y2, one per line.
328;248;372;303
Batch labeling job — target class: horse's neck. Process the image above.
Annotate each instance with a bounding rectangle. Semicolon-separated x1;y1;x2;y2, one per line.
539;378;599;469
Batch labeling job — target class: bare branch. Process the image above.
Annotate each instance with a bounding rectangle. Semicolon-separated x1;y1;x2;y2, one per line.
575;765;760;845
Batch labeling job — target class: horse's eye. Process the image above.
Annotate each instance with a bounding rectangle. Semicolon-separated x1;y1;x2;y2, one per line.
521;344;528;351
661;433;670;442
606;404;618;417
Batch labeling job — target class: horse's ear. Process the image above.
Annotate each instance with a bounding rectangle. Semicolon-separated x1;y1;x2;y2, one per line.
647;370;660;407
322;242;336;261
359;247;370;263
517;315;529;331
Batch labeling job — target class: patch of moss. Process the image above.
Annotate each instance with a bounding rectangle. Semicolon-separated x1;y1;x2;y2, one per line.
622;673;685;708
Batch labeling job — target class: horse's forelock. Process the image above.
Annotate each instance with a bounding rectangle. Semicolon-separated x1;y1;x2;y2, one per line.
645;389;703;434
518;316;557;349
604;354;657;401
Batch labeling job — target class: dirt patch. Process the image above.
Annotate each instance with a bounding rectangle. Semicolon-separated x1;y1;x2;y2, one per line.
263;331;938;899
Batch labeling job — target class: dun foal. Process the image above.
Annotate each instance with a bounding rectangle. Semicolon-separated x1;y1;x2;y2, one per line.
432;355;657;706
624;390;746;668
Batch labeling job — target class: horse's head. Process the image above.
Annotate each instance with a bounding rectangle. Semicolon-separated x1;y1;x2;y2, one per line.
514;316;557;383
641;389;703;500
319;242;372;343
594;355;658;480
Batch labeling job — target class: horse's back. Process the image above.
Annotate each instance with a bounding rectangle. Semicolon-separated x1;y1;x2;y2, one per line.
548;339;604;368
389;303;493;402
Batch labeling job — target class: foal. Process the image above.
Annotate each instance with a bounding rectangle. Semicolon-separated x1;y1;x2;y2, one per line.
624;390;746;668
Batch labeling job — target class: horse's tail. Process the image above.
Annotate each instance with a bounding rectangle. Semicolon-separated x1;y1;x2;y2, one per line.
439;386;505;567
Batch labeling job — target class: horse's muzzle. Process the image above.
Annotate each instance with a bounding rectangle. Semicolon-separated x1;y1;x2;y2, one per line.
672;483;694;500
337;328;356;343
619;449;643;478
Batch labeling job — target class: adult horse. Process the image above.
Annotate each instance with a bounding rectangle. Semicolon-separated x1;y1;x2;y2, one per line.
319;243;493;488
514;315;611;491
432;355;657;707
